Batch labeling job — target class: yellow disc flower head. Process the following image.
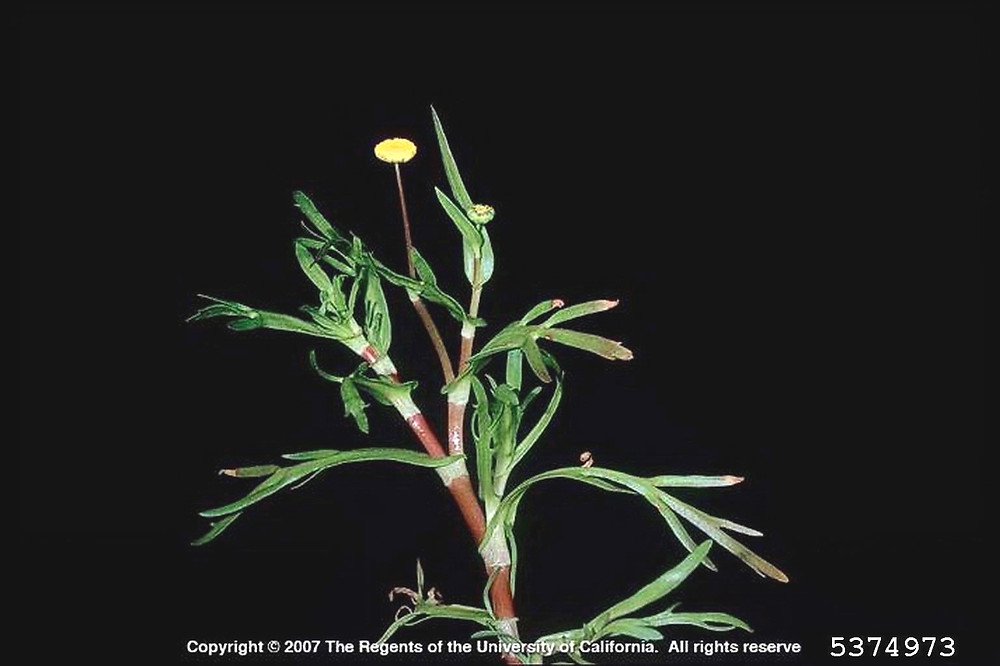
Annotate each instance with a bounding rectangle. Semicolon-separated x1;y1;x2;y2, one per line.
374;138;417;164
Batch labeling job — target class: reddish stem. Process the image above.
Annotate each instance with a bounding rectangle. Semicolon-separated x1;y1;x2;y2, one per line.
394;164;416;277
356;343;518;652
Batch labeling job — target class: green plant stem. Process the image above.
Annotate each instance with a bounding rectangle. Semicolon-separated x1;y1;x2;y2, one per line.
393;163;455;383
447;256;483;456
444;255;521;653
461;256;484;368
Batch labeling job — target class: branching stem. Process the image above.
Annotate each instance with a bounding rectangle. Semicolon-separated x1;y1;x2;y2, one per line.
358;297;519;657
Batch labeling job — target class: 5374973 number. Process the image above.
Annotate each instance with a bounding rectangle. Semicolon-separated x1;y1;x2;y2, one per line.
831;637;954;657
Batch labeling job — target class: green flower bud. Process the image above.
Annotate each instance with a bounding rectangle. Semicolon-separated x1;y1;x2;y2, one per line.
467;203;495;224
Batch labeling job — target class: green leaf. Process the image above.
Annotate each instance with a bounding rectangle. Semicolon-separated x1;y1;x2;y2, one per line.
651;499;718;571
493;383;520;407
307;349;345;383
445;303;632;389
482;466;783;582
509;367;563;471
639;608;751;633
442;326;532;393
521;299;565;325
599;619;664;641
505;520;519;598
541;328;634;361
220;465;280;478
505;349;523;392
362;267;391;354
293;191;342;242
281;449;340;461
199;448;462;519
436;187;483;254
340;378;369;434
189;295;357;340
594;542;712;625
649;475;745;488
376;600;495;645
480;226;495;284
521;336;552;383
352;374;418;407
657;492;787;582
482;566;501;616
431;106;474;211
541;300;619;328
191;512;241;546
186;295;254;323
309;352;416;407
294;240;335;294
410;247;438;286
295;237;356;276
375;257;472;326
470;377;494;501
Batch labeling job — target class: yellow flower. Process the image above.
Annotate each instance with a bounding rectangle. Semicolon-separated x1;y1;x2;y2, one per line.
374;138;417;164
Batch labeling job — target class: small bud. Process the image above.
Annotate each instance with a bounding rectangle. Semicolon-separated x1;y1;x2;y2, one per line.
579;451;594;468
467;203;495;224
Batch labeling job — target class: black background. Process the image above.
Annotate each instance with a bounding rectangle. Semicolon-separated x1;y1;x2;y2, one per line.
19;6;986;665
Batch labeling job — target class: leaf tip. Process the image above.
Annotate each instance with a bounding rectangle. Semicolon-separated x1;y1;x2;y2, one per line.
724;475;745;485
219;469;237;477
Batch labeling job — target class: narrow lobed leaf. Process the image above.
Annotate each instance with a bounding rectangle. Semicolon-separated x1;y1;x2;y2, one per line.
199;449;463;519
648;475;745;488
340;378;370;434
658;492;788;582
293;191;339;240
541;328;634;361
595;541;713;624
431;106;475;211
281;449;340;461
191;512;242;546
520;299;565;325
505;349;523;392
219;465;280;478
435;187;483;254
599;619;664;642
640;609;752;633
541;300;619;328
522;337;552;383
362;267;392;354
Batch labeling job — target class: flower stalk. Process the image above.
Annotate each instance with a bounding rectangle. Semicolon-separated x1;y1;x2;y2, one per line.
378;138;455;383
